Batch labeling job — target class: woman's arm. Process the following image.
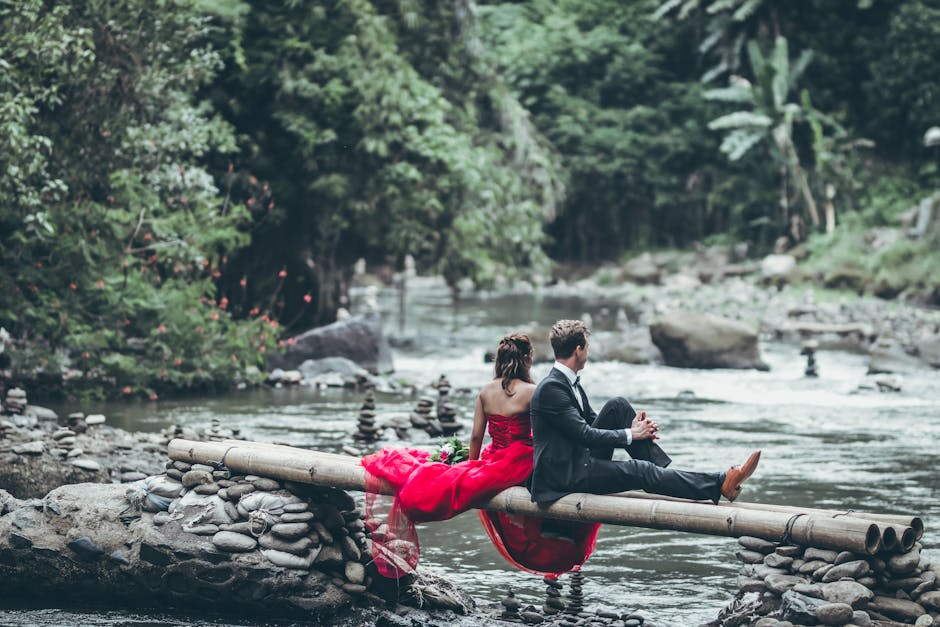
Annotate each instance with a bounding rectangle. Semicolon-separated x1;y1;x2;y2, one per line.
469;393;486;460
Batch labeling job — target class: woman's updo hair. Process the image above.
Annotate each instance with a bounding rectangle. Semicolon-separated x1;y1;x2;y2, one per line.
495;332;534;394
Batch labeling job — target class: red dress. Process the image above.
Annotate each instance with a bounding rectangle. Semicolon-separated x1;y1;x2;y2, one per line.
361;413;600;577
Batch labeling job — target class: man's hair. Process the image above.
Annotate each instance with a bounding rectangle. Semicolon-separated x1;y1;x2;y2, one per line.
550;319;590;359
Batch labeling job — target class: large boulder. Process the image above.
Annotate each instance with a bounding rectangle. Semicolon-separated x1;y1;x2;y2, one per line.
649;312;769;370
267;313;393;374
590;329;661;364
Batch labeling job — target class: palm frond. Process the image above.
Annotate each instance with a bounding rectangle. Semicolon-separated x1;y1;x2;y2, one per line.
703;86;753;103
732;0;763;22
708;110;773;130
719;128;765;160
651;0;684;20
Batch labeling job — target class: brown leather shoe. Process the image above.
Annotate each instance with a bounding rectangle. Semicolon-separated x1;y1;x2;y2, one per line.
721;450;761;501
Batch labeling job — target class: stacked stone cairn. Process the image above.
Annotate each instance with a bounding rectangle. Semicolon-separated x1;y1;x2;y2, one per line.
567;569;585;616
410;396;444;436
718;535;940;626
139;460;374;600
353;388;382;443
434;375;462;436
204;417;240;441
2;387;27;416
544;575;566;615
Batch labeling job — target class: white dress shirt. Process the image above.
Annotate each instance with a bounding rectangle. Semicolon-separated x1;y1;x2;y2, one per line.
552;362;632;445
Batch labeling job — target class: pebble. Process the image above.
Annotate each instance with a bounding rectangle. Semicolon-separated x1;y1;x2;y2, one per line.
165;469;184;481
340;582;367;595
181;470;213;488
282;502;309;513
736;549;765;564
821;559;869;583
312;521;333;545
258;534;314;555
66;448;83;458
212;531;258;552
345;561;366;584
120;471;147;483
250;478;281;491
799;559;827;574
271;522;309;540
833;550;858;565
887;548;921;575
56;436;76;447
340;535;360;561
70;459;101;471
225;484;256;501
815;602;854;625
52;429;76;440
869;595;927;622
766;574;807;594
153;511;173;526
84;414;106;425
219;522;253;534
821;580;874;609
738;536;777;554
262;549;314;569
920;591;940;611
852;610;873;627
183;524;220;535
193;483;220;495
914;615;934;627
12;441;44;455
280;511;315;523
765;553;793;569
804;548;840;563
776;545;803;558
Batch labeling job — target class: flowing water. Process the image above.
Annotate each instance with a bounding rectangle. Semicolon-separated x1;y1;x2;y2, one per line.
4;282;939;626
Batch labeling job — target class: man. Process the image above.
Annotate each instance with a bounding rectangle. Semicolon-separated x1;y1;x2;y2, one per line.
529;319;759;504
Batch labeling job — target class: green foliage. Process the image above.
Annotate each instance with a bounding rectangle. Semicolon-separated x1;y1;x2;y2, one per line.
0;0;274;398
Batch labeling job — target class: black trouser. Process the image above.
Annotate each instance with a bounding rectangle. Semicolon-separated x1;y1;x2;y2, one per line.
580;397;724;504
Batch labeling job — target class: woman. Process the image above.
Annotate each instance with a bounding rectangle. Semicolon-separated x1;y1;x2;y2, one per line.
362;333;600;577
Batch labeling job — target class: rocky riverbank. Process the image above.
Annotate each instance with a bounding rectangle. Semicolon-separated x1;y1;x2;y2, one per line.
709;536;939;627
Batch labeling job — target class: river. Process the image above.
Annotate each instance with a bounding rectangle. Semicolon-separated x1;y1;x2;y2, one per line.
4;282;939;626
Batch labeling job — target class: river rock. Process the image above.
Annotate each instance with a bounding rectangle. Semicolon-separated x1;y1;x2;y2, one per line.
765;553;794;569
267;312;393;374
776;545;803;558
225;484;255;501
271;522;309;540
313;544;344;568
821;580;874;608
280;511;315;523
84;414;106;425
822;559;869;582
781;589;827;624
193;483;220;495
12;441;44;455
250;478;281;491
919;591;940;611
739;536;777;553
261;548;314;569
345;561;366;585
869;595;926;622
766;574;807;594
799;560;827;574
852;610;874;626
915;614;935;627
813;564;834;581
181;470;213;488
70;459;101;471
649;311;769;370
887;548;921;575
738;577;766;593
258;534;314;555
816;602;854;625
737;550;765;564
340;535;360;561
804;548;840;563
212;531;257;552
183;523;219;535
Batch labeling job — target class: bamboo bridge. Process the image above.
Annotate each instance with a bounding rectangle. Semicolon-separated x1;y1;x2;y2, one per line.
167;438;924;557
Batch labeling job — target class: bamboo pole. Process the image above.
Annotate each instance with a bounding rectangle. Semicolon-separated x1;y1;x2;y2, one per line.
168;439;884;555
612;491;924;542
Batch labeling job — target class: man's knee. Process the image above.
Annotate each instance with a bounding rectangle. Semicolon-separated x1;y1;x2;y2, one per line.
600;396;636;424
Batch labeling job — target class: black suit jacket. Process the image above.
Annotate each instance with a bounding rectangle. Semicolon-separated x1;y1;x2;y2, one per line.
529;367;630;503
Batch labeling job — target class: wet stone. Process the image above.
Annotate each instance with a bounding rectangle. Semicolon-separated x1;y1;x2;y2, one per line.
13;441;44;455
340;535;360;561
258;534;314;555
250;478;281;491
271;522;309;540
822;559;869;582
821;580;874;609
280;511;315;523
225;484;255;500
919;591;940;611
738;536;777;554
869;595;926;622
792;583;824;598
70;459;101;471
739;577;767;593
781;590;827;624
766;574;808;595
816;602;854;625
887;548;921;575
737;550;765;564
813;564;834;581
165;469;184;481
212;531;257;552
833;551;858;565
184;524;220;535
765;553;794;569
262;549;314;569
181;470;213;488
282;502;308;513
121;471;148;483
341;582;367;595
852;610;873;627
193;483;220;495
804;548;840;563
776;546;803;558
799;559;827;574
345;561;366;584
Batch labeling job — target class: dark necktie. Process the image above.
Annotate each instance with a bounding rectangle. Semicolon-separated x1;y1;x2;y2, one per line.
572;376;584;410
